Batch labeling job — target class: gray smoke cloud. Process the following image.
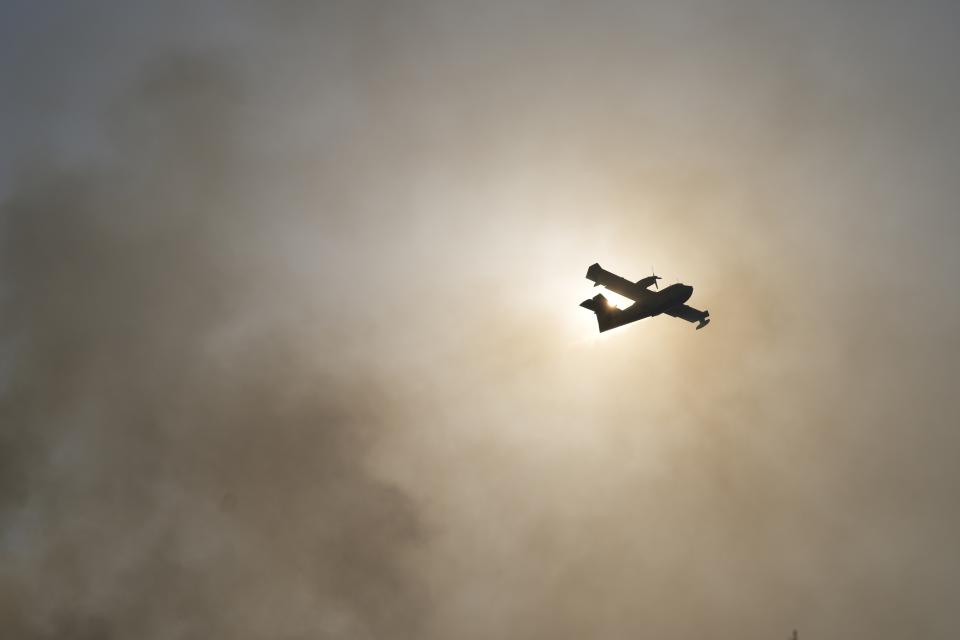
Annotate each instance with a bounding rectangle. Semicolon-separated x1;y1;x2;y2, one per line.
2;2;960;639
0;45;427;639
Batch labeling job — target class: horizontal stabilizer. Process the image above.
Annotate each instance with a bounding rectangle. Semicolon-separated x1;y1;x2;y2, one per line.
579;293;617;332
579;293;609;312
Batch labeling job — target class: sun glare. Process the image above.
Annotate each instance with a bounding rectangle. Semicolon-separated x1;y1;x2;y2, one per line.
599;288;634;309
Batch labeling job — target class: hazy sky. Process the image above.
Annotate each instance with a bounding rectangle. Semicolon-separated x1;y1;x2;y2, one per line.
2;2;959;639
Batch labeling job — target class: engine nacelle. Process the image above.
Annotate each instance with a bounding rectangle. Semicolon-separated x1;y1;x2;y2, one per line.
636;275;661;289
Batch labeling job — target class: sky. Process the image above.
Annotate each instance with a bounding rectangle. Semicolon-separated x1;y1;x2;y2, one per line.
1;2;959;638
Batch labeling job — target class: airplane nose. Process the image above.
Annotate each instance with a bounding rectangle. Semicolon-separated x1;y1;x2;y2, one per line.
683;285;694;302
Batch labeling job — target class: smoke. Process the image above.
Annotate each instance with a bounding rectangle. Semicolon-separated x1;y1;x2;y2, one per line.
3;2;960;639
0;49;427;639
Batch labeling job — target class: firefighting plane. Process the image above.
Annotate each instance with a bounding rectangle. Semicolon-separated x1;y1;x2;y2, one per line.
580;263;710;332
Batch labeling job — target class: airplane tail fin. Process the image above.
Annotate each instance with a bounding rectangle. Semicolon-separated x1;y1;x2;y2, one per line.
580;293;615;332
696;311;711;330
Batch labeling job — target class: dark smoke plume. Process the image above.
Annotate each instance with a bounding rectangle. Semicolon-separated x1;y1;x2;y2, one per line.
0;54;425;640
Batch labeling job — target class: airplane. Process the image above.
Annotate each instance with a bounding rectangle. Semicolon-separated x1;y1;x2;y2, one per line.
580;262;710;332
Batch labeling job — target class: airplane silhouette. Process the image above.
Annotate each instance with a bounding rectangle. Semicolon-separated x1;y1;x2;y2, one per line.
580;262;710;332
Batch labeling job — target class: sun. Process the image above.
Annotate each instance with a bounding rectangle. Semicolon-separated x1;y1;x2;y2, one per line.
598;288;634;309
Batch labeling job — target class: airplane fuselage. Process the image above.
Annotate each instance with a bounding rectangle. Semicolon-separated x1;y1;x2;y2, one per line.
601;283;693;330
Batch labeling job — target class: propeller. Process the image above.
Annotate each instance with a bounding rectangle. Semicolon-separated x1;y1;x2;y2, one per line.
651;266;660;290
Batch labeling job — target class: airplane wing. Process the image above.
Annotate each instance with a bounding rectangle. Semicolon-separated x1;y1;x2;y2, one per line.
664;304;711;329
585;263;654;301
